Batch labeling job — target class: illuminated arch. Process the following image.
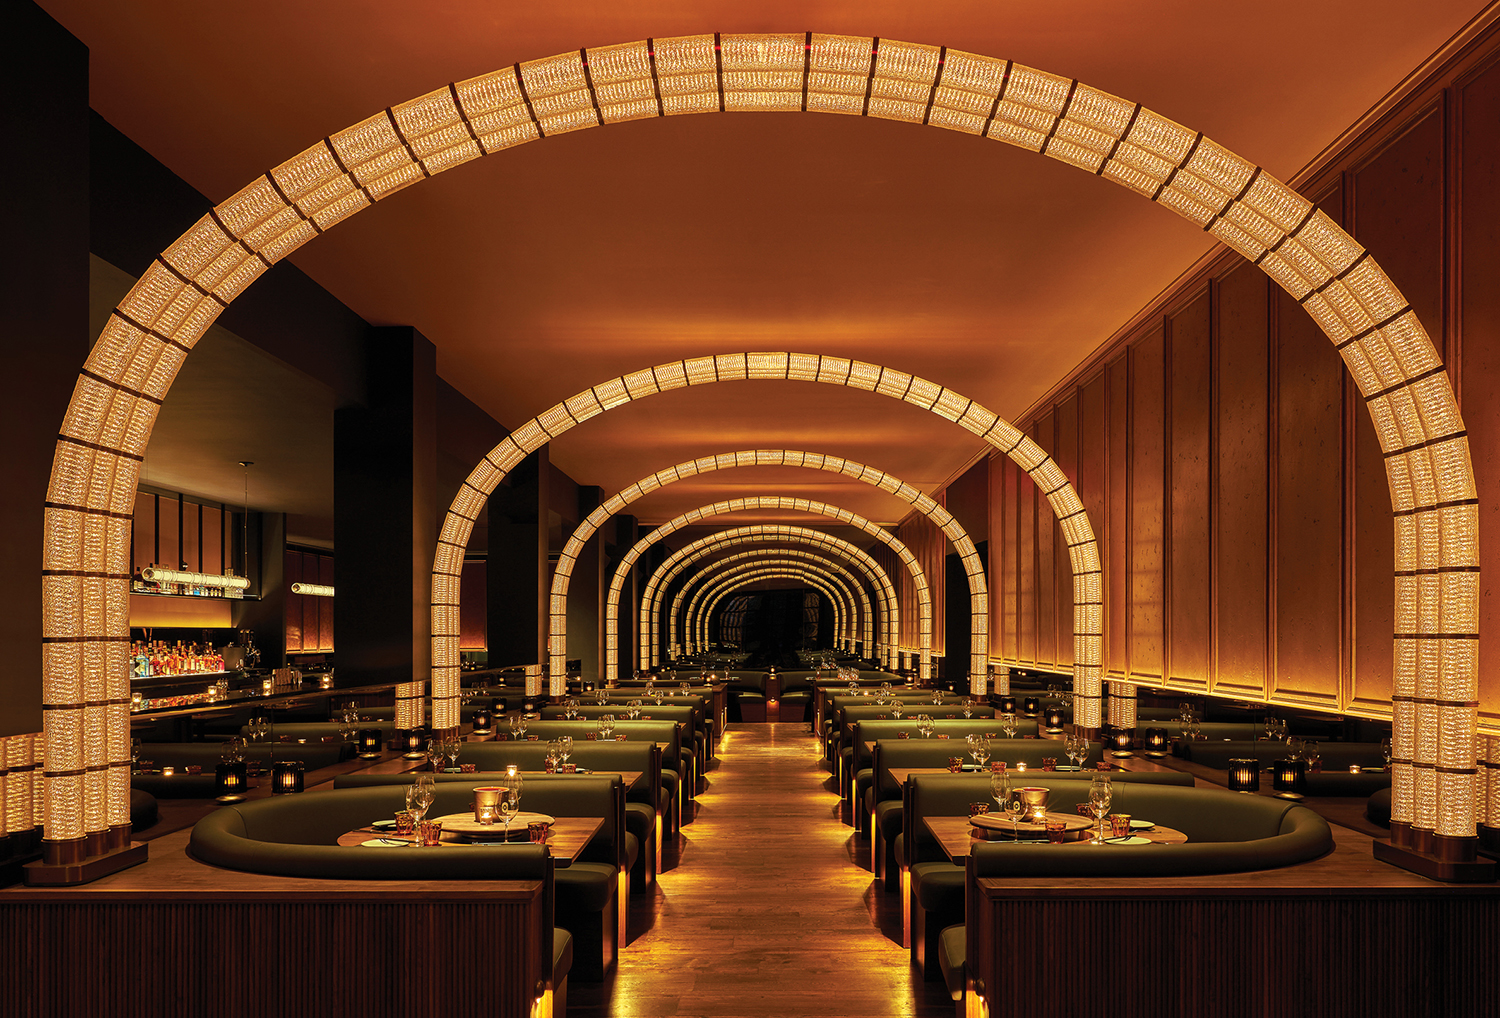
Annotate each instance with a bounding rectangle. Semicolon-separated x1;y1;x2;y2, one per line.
46;29;1473;860
606;496;937;684
547;449;988;687
643;532;897;668
676;557;859;655
665;548;873;657
683;563;851;656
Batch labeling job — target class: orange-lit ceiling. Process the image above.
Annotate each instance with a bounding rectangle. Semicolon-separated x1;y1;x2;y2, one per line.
43;0;1488;529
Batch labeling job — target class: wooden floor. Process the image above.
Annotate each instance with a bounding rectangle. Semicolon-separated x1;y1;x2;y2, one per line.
572;723;952;1017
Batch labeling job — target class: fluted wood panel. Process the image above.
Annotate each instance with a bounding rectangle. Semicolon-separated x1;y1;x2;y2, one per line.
1461;58;1500;730
1274;215;1345;710
1170;294;1213;691
1130;328;1166;682
1213;265;1272;698
1017;456;1036;664
994;456;1017;661
974;892;1500;1018
2;898;545;1018
1106;355;1130;678
1034;414;1057;666
1053;394;1079;670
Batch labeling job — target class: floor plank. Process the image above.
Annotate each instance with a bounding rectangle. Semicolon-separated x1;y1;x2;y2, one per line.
570;723;952;1017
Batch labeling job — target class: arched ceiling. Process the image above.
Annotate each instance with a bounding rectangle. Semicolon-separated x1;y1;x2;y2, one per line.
43;0;1487;526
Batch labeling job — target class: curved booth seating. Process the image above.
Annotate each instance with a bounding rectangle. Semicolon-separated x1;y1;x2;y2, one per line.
541;704;707;804
353;741;663;891
902;775;1332;980
726;672;768;722
1178;741;1392;796
194;778;623;981
1367;786;1392;827
340;703;504;723
129;788;158;831
772;670;820;723
866;740;1130;889
505;720;687;836
131;742;353;798
239;721;399;743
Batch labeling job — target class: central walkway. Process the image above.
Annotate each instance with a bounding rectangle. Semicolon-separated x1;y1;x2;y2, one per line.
573;723;952;1017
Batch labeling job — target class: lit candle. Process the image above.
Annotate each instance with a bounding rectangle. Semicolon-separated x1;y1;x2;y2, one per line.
506;763;519;778
1349;764;1362;774
161;766;175;776
1016;761;1027;773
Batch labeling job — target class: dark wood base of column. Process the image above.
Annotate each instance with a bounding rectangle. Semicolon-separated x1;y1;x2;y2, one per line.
1478;824;1500;859
23;840;148;886
1373;837;1496;883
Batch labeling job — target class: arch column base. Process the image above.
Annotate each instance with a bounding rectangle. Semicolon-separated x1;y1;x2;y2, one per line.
25;838;147;886
1373;833;1496;883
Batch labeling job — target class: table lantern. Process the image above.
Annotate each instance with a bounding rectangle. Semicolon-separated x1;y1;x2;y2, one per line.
1109;729;1135;758
271;761;304;794
1021;697;1040;716
356;729;383;759
400;729;427;759
214;761;248;803
996;695;1017;714
1042;707;1065;733
1272;759;1307;800
1142;728;1170;757
472;707;493;734
1227;759;1260;793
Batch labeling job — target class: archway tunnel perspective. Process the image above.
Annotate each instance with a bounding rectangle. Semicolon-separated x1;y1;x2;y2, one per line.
47;30;1474;861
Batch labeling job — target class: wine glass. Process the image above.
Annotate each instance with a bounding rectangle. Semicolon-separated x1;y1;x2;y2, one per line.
961;697;976;719
508;714;524;740
1000;713;1019;740
444;736;462;772
1088;775;1113;843
557;735;574;768
426;738;446;772
499;772;522;840
679;681;691;697
969;734;991;770
626;699;642;720
890;700;904;719
599;714;616;740
991;772;1012;835
406;774;436;832
1380;736;1392;767
1005;787;1026;838
916;714;934;739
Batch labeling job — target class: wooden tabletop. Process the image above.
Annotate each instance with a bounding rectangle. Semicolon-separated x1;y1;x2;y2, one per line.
337;815;603;866
924;815;1189;860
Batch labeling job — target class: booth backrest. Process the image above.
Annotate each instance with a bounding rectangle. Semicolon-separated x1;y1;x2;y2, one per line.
1180;740;1387;770
870;740;1112;801
848;719;1041;775
190;785;557;880
240;721;397;741
135;741;353;769
504;720;684;779
451;741;663;808
967;785;1334;876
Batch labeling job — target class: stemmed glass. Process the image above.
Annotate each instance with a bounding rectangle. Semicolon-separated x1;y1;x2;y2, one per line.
967;734;991;770
916;714;934;739
991;772;1013;837
444;736;462;772
1380;737;1392;768
595;687;608;706
545;739;562;771
1005;787;1026;837
557;735;574;769
426;738;446;772
1000;713;1019;740
626;699;642;720
406;774;436;837
890;700;904;719
961;697;976;719
599;714;616;741
679;681;691;697
929;689;944;706
1066;734;1088;770
1088;775;1113;843
508;714;524;740
498;772;522;840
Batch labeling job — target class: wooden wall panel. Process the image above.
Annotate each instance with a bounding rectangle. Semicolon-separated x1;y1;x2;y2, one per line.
202;505;223;576
157;494;178;571
1053;393;1079;669
999;456;1018;661
1018;457;1036;664
132;491;154;575
1169;293;1212;690
1130;328;1166;682
1106;355;1130;677
284;549;303;652
1274;226;1345;711
319;552;336;650
1213;264;1271;697
1034;414;1057;667
1462;57;1500;727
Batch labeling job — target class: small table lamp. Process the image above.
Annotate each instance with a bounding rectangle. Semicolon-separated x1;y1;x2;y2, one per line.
271;760;304;794
996;695;1017;715
472;707;493;734
1109;729;1135;758
1227;759;1260;793
356;729;383;759
1042;707;1065;733
1021;697;1040;716
1272;759;1307;800
399;728;427;760
1142;727;1170;757
214;760;248;803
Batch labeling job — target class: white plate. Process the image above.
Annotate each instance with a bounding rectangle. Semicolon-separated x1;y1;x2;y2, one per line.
1103;835;1152;845
1130;819;1155;830
433;811;556;836
359;837;412;848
